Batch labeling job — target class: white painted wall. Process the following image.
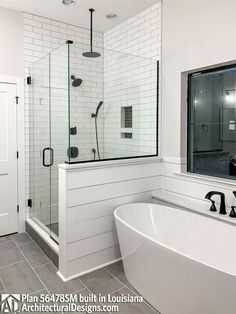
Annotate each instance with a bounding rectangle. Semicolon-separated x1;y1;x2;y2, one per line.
161;0;236;210
162;0;236;159
0;7;23;77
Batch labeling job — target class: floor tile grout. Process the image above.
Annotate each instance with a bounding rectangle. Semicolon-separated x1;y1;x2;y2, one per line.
104;267;161;314
77;278;110;313
0;259;26;270
13;233;54;264
11;235;53;270
2;234;161;313
29;288;47;295
0;277;7;294
15;240;34;247
11;236;51;295
108;286;125;295
33;261;53;269
104;267;138;296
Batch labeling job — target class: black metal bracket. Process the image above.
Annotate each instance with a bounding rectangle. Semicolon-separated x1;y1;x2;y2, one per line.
66;40;73;44
28;199;32;208
27;76;32;85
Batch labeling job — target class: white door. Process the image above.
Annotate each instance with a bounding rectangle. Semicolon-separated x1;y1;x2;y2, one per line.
0;83;17;236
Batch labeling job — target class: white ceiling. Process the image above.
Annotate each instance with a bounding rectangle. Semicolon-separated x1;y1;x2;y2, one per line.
0;0;160;32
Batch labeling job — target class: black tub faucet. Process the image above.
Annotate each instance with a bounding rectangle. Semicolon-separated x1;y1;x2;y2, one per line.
230;191;236;218
205;191;227;215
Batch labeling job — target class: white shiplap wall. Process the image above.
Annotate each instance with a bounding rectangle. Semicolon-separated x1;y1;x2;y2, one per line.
58;158;162;280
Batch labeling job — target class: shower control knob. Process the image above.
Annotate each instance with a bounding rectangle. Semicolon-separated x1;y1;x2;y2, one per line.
229;206;236;218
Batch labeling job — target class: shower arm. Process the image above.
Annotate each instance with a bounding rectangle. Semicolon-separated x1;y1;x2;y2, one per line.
89;8;94;53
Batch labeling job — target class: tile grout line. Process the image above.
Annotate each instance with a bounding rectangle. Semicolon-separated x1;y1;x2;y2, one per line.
107;286;125;295
11;235;53;270
11;236;51;295
104;267;161;314
0;259;26;270
12;236;88;309
29;288;47;296
77;279;112;314
104;267;139;295
33;261;53;269
16;240;34;248
15;233;56;264
0;277;7;294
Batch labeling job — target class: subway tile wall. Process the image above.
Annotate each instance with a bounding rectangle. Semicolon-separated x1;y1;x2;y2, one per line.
23;2;162;225
103;2;162;157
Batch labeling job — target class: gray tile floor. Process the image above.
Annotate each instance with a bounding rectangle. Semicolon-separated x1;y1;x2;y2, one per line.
0;233;160;314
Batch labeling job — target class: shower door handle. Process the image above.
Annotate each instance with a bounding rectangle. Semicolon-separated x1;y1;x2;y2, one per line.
43;148;54;167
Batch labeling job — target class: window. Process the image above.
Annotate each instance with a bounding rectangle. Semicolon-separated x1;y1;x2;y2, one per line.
188;64;236;180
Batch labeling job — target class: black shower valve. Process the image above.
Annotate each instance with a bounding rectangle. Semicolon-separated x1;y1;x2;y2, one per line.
67;147;79;159
70;127;77;135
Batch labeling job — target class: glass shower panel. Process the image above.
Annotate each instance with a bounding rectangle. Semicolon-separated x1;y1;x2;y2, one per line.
29;55;51;233
28;40;159;241
103;49;158;159
50;44;69;240
68;42;104;163
68;43;158;163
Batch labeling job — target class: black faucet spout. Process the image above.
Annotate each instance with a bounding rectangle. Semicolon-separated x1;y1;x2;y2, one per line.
205;191;227;215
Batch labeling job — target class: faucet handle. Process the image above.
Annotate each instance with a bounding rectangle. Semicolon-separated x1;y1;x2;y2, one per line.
209;200;217;212
229;206;236;218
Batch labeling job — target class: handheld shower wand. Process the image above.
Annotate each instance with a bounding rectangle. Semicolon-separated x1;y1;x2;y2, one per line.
91;101;104;160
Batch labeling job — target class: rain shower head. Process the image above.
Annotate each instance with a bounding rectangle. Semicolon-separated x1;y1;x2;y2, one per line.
83;51;101;58
82;9;101;58
71;75;83;87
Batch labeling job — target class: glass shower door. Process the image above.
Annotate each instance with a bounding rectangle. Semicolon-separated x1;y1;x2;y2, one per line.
29;55;51;235
49;44;69;241
29;43;69;243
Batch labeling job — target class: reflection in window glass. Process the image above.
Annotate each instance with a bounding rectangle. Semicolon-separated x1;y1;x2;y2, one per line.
188;65;236;180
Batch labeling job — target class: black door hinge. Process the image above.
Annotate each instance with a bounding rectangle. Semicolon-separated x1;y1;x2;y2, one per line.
15;96;19;104
28;199;32;208
27;76;32;85
17;205;19;213
17;151;19;159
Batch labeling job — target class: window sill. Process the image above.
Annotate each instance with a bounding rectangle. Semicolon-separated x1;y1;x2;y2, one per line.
174;171;236;188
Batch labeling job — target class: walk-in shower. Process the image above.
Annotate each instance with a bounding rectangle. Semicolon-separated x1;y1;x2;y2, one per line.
28;40;159;243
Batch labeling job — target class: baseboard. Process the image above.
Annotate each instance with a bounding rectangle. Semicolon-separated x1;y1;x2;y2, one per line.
57;258;122;282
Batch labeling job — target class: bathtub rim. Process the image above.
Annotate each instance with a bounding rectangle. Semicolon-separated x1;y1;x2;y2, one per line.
114;202;236;278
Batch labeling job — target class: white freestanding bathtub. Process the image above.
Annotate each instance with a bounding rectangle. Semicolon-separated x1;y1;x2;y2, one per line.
114;203;236;314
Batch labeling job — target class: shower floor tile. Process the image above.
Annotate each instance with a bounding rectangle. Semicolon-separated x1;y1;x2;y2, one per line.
46;223;59;236
0;233;161;314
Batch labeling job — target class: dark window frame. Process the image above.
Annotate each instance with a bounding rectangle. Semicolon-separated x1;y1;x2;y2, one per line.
187;62;236;176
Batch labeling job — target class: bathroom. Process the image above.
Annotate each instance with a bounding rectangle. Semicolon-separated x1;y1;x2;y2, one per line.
0;0;236;313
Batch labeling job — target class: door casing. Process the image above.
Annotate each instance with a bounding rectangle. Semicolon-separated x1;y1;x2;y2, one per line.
0;76;25;234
